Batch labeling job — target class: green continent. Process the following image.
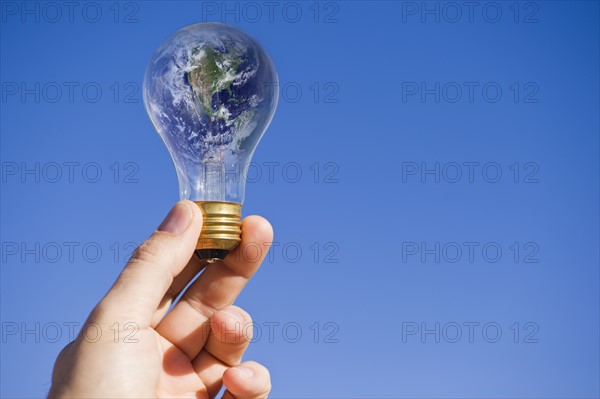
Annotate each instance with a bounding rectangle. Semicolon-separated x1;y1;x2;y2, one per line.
187;45;242;118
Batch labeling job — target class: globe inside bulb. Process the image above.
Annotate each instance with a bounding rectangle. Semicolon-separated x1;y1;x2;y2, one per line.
143;22;278;204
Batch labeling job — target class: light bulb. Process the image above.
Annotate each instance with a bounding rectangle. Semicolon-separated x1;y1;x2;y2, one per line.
143;22;278;261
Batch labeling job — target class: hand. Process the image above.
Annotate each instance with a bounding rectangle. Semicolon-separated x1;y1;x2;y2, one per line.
49;201;274;398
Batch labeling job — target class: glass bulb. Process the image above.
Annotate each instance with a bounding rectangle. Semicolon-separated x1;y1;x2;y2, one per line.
143;22;278;260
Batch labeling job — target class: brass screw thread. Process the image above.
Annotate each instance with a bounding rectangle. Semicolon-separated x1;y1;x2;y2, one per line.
194;201;242;252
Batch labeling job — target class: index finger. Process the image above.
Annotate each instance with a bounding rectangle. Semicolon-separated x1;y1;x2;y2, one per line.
155;215;273;359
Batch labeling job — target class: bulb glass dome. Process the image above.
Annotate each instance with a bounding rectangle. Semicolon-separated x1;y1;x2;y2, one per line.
143;22;278;203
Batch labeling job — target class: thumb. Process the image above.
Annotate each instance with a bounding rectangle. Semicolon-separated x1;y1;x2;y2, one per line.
91;200;202;326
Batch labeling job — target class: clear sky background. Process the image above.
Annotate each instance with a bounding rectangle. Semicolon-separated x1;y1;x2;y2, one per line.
1;1;599;398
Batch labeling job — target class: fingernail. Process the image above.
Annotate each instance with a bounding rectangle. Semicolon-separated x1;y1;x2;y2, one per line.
158;201;193;235
236;366;254;379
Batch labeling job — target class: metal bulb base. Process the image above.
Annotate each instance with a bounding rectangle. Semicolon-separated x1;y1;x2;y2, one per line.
194;201;242;262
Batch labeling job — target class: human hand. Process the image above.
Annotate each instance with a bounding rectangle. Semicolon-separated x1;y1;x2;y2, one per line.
49;201;274;398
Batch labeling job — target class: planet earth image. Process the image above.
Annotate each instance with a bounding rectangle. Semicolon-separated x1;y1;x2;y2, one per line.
143;23;278;179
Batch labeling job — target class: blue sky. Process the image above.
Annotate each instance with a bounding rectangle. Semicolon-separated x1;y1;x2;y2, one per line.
1;1;599;397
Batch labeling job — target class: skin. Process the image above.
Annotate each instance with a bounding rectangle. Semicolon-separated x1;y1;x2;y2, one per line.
49;200;273;398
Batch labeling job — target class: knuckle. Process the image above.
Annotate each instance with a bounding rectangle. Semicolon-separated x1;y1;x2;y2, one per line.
129;234;166;264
